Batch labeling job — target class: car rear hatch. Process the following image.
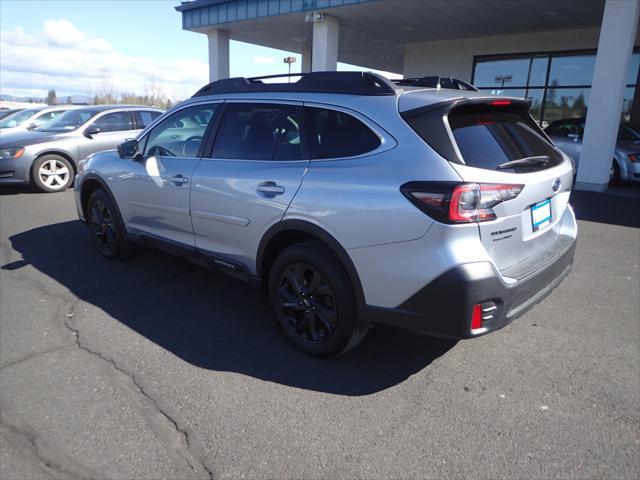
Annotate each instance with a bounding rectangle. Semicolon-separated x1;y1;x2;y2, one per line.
401;96;575;277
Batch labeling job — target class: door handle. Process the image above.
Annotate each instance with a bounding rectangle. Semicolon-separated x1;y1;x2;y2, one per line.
257;181;285;197
169;174;189;185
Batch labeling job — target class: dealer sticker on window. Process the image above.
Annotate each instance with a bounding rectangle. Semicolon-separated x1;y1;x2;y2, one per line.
531;198;552;232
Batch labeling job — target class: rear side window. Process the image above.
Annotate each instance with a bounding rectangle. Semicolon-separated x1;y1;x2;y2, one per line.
136;110;162;128
212;103;302;161
91;111;134;132
448;110;561;171
304;107;380;159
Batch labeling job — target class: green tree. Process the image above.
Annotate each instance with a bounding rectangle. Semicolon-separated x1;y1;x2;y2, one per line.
46;89;57;105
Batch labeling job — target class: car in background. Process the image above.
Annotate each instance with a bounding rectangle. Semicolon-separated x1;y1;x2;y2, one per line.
0;108;23;120
545;118;640;185
0;105;163;192
0;106;80;135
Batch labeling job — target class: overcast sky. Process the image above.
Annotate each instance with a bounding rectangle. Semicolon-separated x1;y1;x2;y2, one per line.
0;0;398;101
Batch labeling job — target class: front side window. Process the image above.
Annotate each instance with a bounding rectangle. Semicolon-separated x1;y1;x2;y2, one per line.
304;107;380;159
91;111;134;133
212;103;302;161
144;104;217;158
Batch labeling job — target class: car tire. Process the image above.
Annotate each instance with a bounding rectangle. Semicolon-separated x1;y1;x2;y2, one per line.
609;160;621;187
87;188;135;260
31;154;74;193
268;241;367;357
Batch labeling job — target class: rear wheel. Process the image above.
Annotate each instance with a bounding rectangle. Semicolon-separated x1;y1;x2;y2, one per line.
268;241;366;357
32;154;74;192
87;188;134;259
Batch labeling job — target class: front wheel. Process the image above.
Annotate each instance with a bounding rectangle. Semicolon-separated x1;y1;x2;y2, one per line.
32;154;74;192
87;188;134;260
268;241;366;357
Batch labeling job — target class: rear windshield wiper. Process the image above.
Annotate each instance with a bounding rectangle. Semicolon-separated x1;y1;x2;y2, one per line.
497;155;550;170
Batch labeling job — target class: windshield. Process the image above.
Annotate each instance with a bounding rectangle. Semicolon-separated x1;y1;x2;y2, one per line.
618;124;640;142
0;109;40;128
36;109;99;132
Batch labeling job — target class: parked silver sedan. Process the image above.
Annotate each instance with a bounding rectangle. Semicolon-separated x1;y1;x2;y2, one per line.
0;105;163;192
545;118;640;185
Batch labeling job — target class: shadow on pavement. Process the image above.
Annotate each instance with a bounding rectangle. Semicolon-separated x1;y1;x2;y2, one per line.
570;189;640;228
5;220;456;396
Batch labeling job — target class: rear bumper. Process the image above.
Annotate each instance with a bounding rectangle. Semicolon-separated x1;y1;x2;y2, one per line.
363;235;576;339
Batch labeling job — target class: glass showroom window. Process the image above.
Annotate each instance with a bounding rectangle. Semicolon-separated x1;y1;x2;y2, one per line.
473;50;639;127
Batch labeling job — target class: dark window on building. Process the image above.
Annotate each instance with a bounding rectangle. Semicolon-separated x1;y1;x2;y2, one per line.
91;111;134;132
213;103;302;161
473;50;640;127
304;107;380;159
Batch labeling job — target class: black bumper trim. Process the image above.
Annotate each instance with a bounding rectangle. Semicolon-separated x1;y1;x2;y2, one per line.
362;238;576;339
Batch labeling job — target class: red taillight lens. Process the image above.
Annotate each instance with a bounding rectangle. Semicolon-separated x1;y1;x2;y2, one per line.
490;99;512;106
471;304;483;330
403;182;523;224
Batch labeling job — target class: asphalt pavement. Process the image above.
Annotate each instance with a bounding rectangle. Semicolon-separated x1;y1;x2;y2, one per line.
0;186;638;479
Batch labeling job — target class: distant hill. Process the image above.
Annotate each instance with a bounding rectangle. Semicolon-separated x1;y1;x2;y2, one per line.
0;93;92;105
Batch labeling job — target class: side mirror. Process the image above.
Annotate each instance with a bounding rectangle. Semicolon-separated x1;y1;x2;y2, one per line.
26;122;38;130
84;126;101;138
117;139;139;159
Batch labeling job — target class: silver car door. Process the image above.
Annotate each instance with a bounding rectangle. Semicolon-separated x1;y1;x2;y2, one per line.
190;102;308;268
113;103;220;247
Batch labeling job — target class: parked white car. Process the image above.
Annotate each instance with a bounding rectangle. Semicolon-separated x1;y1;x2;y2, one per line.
0;105;80;135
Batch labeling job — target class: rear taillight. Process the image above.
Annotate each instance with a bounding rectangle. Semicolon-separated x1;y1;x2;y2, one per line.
401;182;523;223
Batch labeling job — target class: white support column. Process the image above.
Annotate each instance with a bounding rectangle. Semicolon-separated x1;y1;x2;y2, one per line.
301;49;312;73
575;0;640;191
207;29;230;82
312;14;339;71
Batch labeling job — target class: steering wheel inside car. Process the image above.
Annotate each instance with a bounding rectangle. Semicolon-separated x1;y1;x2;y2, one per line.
147;145;176;157
182;136;203;156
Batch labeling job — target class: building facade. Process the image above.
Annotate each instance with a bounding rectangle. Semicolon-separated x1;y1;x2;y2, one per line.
175;0;640;192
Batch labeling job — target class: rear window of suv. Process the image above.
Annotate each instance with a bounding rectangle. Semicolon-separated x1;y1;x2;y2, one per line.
404;103;562;172
449;110;561;171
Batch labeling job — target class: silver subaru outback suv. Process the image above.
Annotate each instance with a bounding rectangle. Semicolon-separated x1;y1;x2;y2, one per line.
75;72;577;357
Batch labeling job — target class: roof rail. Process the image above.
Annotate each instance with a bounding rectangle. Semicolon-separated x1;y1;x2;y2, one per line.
394;76;479;92
192;71;397;97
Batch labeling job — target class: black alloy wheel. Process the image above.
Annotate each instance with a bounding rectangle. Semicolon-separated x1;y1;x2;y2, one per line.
276;262;337;343
90;198;117;257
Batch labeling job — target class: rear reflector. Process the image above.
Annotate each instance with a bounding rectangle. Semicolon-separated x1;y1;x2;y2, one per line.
471;304;483;330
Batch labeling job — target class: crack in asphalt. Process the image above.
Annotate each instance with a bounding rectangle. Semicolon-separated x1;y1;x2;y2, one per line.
1;256;214;479
61;269;214;480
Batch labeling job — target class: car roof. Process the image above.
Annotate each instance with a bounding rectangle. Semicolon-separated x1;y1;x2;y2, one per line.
79;105;164;112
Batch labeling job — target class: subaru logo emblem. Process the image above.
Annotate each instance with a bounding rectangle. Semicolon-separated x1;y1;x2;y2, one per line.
552;178;561;192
